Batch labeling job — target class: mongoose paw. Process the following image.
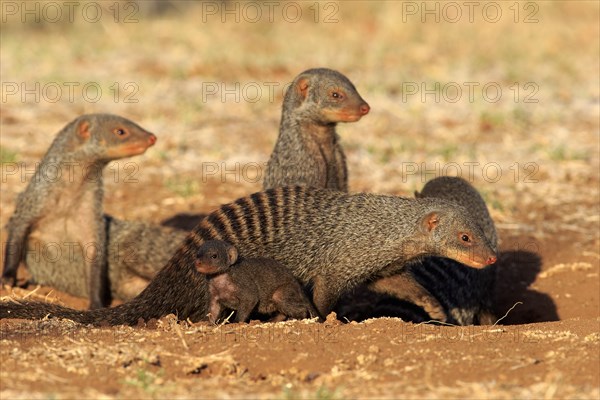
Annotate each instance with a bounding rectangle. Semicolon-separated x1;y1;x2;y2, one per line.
269;313;287;323
419;301;448;322
0;273;17;288
476;310;497;325
425;308;449;322
207;313;218;325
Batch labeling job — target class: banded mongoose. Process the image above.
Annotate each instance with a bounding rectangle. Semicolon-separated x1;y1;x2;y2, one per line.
105;217;188;301
0;186;497;325
366;176;499;325
263;68;370;191
2;114;158;309
195;240;316;323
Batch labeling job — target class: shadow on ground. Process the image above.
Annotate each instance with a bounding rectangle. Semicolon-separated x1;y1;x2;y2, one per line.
494;250;558;324
335;250;558;325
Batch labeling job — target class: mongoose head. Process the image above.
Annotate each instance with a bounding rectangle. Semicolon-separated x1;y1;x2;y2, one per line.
68;114;157;161
194;240;239;275
415;176;498;252
285;68;370;124
418;202;497;268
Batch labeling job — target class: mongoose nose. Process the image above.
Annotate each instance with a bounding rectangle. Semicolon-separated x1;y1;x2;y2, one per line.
360;103;370;115
487;256;497;265
148;134;157;146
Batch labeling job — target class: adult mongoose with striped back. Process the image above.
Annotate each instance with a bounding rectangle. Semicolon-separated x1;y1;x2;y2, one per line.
1;114;168;308
263;68;370;191
195;240;316;323
0;186;497;325
356;176;499;325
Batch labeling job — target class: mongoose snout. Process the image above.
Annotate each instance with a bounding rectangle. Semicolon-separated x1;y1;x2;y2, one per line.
449;249;497;269
195;260;217;275
327;100;370;122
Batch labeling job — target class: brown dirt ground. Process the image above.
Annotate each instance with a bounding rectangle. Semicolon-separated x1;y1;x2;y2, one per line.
1;186;598;399
1;1;599;398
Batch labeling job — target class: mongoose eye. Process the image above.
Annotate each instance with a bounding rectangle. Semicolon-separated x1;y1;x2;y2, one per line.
113;128;128;136
331;91;343;99
211;254;218;259
461;234;471;243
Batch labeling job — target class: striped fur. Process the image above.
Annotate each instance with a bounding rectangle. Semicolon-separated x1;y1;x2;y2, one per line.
0;186;496;325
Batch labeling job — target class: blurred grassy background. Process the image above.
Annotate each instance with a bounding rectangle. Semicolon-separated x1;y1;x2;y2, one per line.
1;0;598;239
1;2;599;398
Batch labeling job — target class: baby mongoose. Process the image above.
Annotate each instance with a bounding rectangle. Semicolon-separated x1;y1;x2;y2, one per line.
2;114;157;309
367;176;499;325
195;241;316;323
0;186;497;326
263;68;370;191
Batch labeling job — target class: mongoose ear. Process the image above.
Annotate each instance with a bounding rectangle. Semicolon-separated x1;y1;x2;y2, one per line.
296;77;310;100
77;120;91;140
227;245;239;265
420;211;440;233
414;190;422;198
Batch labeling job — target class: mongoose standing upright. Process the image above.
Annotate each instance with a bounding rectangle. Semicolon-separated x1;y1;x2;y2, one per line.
2;114;157;309
263;68;370;191
195;240;316;323
0;186;497;325
364;176;499;324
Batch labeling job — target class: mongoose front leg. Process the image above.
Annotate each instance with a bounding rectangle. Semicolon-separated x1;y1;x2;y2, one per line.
272;286;314;320
208;297;223;324
86;221;109;310
369;273;448;322
87;254;108;310
311;275;338;319
2;225;30;286
234;298;258;323
332;144;348;191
